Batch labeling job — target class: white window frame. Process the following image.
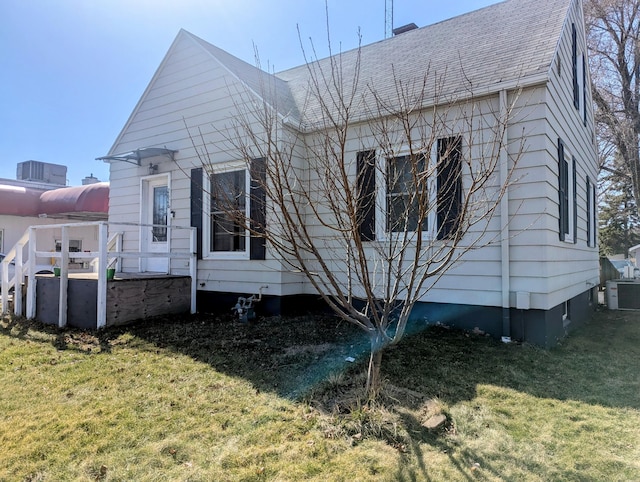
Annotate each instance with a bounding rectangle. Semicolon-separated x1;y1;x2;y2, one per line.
567;159;575;243
376;144;438;241
587;177;596;247
203;161;251;260
559;146;576;244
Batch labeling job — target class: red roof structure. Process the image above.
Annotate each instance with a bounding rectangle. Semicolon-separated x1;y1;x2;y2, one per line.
0;182;109;219
0;184;42;216
39;182;109;217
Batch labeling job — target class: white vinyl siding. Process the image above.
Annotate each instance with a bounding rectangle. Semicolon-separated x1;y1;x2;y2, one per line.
541;0;599;308
105;32;302;292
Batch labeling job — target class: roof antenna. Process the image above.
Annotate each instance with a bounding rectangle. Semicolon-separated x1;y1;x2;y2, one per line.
385;0;393;38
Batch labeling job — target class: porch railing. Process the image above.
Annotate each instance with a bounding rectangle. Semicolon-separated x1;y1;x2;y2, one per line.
1;221;197;328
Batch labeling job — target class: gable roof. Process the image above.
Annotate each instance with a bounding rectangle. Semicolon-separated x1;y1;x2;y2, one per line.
105;0;573;153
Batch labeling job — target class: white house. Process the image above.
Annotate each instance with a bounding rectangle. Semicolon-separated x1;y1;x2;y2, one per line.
99;0;599;347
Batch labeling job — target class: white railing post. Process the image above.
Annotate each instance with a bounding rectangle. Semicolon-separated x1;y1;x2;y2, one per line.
26;227;37;319
167;224;172;275
190;228;197;314
58;225;69;328
96;222;108;329
0;259;8;314
116;232;123;272
14;241;23;316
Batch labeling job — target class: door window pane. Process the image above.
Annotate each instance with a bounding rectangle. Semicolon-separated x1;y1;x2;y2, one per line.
152;186;168;242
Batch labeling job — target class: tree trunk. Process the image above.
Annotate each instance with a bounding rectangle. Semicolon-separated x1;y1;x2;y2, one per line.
627;142;640;220
365;336;383;398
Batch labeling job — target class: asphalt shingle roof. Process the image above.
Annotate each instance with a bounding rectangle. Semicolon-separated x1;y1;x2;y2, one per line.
187;0;571;130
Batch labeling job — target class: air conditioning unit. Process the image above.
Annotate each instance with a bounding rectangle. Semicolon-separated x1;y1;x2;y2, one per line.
606;279;640;310
16;160;67;185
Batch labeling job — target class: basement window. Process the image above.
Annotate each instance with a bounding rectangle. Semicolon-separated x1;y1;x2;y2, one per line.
562;301;568;320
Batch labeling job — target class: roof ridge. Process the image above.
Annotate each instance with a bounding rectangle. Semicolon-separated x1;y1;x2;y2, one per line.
275;0;514;77
276;0;566;77
274;0;571;129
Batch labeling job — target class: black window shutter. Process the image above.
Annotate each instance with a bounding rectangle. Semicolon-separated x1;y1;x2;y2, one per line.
437;137;462;240
190;167;203;259
250;157;266;260
592;183;597;246
582;55;588;126
572;23;579;110
357;150;376;241
558;139;567;242
572;157;578;244
586;178;592;247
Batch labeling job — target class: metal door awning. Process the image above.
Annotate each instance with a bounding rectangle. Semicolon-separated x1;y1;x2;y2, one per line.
96;147;177;165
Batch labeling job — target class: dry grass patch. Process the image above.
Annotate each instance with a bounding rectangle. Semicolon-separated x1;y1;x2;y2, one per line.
1;308;639;480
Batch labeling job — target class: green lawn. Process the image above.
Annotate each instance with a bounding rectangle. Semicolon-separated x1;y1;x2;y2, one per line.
1;307;638;481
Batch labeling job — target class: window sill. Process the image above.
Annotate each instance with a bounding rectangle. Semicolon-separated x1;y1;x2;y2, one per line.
203;252;250;261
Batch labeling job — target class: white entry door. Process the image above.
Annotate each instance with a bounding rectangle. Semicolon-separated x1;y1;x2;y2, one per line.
141;175;170;272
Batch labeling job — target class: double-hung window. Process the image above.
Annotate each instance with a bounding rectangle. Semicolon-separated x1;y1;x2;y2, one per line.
209;166;249;256
386;153;429;233
381;136;462;238
198;158;266;260
558;138;577;243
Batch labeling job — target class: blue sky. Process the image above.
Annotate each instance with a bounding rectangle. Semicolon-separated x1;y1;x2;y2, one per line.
0;0;497;186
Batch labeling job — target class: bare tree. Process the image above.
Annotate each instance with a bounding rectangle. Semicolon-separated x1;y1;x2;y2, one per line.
585;0;640;213
192;42;523;398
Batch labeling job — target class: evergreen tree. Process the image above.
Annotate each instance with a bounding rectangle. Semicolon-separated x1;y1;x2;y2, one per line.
598;157;640;256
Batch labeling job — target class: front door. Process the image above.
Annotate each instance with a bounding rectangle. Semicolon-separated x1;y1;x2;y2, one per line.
141;175;169;272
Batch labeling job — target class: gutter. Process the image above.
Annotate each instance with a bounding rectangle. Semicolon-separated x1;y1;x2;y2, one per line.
499;88;511;342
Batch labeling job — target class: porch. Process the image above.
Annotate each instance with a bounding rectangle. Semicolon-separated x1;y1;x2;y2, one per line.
1;221;197;329
34;272;192;329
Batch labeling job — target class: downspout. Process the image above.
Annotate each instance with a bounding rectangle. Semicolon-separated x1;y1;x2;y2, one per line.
499;89;511;342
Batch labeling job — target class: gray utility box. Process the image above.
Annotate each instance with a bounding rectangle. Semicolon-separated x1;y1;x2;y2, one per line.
606;279;640;310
